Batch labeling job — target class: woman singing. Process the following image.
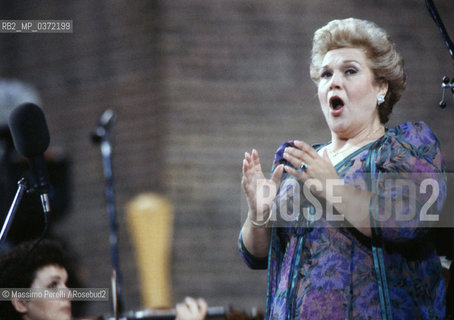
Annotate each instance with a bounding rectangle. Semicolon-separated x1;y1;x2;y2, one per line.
239;18;446;319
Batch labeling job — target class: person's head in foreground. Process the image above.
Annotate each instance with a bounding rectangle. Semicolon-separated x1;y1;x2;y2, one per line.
0;239;71;320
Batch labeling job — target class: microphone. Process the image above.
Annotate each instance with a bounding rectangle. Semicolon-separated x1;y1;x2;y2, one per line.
91;109;116;143
8;102;51;213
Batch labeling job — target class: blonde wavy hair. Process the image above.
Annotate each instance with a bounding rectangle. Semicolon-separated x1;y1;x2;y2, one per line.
310;18;406;124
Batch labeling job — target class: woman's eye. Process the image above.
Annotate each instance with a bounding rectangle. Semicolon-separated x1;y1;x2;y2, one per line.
345;68;357;75
321;71;332;78
47;281;59;289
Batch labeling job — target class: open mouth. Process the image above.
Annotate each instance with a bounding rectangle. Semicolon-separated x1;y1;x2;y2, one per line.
330;96;344;110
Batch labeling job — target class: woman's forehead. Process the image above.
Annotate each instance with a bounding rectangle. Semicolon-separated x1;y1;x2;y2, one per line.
321;48;368;66
32;265;67;285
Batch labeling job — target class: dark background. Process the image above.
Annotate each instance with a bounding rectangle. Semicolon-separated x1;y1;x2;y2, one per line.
1;0;454;317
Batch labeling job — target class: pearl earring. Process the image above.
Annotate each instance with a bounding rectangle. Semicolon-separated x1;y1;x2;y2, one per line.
377;95;385;105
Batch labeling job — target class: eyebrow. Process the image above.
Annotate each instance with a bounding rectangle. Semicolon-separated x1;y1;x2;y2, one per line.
321;59;361;69
44;275;65;283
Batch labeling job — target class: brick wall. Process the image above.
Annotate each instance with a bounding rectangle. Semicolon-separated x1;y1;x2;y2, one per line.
1;0;454;317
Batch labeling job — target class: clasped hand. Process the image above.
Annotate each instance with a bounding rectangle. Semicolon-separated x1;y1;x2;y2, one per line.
282;140;340;199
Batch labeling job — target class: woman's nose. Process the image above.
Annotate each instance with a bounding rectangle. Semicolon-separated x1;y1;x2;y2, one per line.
329;71;342;90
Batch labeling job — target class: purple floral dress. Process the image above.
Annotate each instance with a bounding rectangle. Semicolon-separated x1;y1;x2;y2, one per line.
239;122;446;319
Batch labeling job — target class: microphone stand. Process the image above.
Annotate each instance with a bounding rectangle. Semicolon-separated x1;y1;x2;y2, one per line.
426;0;454;108
426;2;454;318
0;178;28;245
92;109;124;314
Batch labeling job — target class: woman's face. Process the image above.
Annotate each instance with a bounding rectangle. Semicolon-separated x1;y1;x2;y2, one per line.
317;47;387;139
20;265;71;320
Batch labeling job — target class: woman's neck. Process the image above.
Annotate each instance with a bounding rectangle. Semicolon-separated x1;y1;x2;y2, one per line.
327;123;385;160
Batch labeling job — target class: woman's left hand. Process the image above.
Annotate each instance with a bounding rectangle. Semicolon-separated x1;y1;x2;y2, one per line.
283;140;340;199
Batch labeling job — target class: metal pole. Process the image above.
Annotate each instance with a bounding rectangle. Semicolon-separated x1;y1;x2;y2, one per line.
0;179;28;245
100;136;123;313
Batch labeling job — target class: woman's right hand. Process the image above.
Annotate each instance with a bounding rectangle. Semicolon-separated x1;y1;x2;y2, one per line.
242;149;284;224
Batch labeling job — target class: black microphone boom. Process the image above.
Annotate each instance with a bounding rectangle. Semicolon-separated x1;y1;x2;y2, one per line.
426;0;454;108
426;0;454;64
8;102;51;213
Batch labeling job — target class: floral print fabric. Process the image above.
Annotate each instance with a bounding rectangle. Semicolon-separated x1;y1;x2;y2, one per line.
239;122;446;319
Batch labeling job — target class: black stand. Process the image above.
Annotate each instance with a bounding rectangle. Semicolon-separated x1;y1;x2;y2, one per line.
101;136;123;312
426;0;454;108
92;109;123;313
439;76;454;108
0;178;28;245
426;2;454;318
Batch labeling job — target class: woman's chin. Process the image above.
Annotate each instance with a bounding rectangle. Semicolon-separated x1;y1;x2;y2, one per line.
327;121;349;136
58;305;72;320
